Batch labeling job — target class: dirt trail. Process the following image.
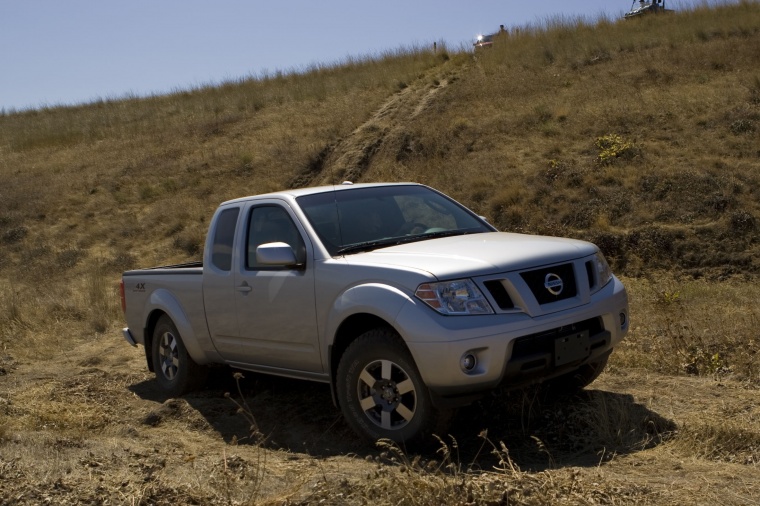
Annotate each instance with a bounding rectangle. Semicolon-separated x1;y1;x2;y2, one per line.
288;59;462;188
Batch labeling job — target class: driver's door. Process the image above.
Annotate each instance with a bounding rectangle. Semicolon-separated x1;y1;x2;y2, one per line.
216;203;323;373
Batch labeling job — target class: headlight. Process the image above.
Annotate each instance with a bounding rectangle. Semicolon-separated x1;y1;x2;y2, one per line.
592;251;613;290
415;279;494;315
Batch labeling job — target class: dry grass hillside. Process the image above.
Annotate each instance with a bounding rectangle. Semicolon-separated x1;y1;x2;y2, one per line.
1;2;759;504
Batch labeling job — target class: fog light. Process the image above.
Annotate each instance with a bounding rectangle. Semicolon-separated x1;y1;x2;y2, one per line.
619;312;627;328
460;353;477;372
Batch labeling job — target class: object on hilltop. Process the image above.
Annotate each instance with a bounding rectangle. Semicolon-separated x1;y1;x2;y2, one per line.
473;24;506;50
624;0;674;19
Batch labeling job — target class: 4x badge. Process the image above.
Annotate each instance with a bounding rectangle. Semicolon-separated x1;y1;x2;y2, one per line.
133;283;146;292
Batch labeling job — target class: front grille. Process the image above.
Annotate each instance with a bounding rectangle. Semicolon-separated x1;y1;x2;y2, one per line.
585;260;596;290
483;280;515;310
520;263;577;305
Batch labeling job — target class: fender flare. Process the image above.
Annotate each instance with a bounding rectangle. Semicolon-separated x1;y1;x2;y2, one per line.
143;289;210;365
326;283;415;345
324;283;417;380
323;282;417;406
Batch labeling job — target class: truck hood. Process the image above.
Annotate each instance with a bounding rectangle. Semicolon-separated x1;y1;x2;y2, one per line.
344;232;597;279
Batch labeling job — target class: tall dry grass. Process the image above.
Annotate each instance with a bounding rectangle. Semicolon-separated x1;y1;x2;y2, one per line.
617;275;760;383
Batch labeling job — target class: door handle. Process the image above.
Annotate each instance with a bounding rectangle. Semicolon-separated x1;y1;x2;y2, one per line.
236;283;252;293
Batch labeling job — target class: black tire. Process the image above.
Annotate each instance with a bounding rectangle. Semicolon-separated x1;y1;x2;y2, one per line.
544;354;610;396
336;328;448;445
151;315;207;397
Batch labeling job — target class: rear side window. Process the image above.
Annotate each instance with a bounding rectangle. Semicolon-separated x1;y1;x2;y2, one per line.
211;207;240;271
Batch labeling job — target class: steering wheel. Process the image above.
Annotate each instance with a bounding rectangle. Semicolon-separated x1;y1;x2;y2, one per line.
395;222;429;235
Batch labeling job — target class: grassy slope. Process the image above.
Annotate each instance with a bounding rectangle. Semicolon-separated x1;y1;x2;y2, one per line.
4;2;756;374
0;49;448;355
0;2;759;504
362;2;760;279
1;5;759;281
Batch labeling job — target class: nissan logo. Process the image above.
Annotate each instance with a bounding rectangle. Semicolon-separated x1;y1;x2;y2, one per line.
544;273;564;295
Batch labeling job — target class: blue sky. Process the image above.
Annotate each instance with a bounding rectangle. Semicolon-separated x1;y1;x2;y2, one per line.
1;1;708;111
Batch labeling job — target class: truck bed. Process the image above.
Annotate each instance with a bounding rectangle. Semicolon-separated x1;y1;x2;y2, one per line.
121;262;207;354
123;261;203;275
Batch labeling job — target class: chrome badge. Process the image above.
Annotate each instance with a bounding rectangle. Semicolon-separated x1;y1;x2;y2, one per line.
544;273;564;295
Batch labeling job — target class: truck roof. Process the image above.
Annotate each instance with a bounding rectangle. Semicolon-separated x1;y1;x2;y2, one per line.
219;182;423;206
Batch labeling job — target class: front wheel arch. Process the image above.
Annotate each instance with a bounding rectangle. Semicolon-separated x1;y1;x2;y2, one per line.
330;313;393;383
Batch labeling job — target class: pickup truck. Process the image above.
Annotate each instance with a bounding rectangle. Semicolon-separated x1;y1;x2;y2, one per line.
120;182;629;444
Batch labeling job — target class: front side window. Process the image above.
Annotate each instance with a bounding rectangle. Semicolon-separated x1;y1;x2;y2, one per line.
245;205;306;269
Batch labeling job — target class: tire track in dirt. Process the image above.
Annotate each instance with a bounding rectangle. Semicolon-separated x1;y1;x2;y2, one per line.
288;58;463;188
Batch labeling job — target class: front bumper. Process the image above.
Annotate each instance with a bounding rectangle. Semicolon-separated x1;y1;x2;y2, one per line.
397;277;628;407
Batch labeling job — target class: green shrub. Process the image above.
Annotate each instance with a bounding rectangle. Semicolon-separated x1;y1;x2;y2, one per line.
1;227;27;244
57;248;86;269
730;118;755;134
595;134;638;165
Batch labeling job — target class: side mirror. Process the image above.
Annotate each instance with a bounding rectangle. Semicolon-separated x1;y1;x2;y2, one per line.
256;242;299;267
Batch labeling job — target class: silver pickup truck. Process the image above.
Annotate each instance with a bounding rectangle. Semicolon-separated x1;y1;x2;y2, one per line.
120;182;629;444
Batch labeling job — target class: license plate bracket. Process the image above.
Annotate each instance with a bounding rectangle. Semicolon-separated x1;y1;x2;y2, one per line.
554;330;590;367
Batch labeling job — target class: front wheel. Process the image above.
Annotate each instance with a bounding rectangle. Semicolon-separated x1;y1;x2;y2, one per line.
151;315;207;397
336;328;447;445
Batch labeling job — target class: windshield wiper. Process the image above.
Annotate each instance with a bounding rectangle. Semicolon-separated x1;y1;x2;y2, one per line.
421;230;471;240
336;230;481;255
336;239;401;255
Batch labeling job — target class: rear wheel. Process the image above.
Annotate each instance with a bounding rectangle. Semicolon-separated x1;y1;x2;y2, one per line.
337;328;448;445
151;315;207;397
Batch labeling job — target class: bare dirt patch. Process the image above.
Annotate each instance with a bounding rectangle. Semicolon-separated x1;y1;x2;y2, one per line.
1;332;757;505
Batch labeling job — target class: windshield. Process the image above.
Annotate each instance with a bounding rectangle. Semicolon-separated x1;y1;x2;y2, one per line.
296;185;494;256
